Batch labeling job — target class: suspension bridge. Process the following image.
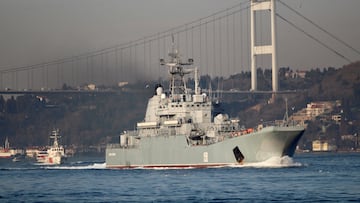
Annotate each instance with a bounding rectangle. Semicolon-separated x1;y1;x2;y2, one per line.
0;0;358;94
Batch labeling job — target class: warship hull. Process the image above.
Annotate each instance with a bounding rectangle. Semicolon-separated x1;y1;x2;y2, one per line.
106;42;305;169
106;126;304;168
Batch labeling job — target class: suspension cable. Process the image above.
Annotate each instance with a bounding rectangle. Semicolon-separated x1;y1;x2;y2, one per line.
0;1;252;74
276;13;352;63
279;0;360;56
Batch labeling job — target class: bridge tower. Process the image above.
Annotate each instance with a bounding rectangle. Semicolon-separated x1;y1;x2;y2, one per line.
250;0;278;92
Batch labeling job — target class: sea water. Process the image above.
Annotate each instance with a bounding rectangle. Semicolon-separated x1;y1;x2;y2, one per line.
0;153;359;202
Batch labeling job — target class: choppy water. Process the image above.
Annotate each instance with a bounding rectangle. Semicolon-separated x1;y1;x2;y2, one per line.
0;153;359;202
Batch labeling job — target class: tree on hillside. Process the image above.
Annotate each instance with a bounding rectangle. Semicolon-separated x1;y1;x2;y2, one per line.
6;96;17;114
0;96;5;112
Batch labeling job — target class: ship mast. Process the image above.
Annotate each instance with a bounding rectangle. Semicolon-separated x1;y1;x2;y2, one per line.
4;137;9;149
50;129;61;147
160;36;195;97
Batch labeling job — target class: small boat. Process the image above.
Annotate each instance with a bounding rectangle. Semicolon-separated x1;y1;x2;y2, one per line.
12;154;24;162
36;129;65;165
0;137;12;158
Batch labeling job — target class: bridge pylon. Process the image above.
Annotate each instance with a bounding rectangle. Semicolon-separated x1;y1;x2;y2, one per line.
250;0;278;92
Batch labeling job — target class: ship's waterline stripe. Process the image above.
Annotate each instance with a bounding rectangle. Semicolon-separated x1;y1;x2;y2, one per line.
106;162;237;169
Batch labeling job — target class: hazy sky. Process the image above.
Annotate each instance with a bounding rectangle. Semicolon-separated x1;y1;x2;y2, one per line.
0;0;359;74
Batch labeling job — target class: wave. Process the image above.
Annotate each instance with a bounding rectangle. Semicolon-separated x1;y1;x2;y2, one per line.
230;156;304;168
0;167;39;171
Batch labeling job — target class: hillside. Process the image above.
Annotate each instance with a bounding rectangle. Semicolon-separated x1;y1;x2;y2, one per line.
237;61;360;150
308;61;360;101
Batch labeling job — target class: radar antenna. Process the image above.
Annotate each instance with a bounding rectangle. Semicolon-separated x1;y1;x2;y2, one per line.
159;36;195;96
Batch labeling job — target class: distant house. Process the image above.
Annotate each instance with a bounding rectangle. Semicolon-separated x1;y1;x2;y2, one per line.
332;114;341;124
341;134;356;141
284;70;307;79
306;101;335;119
312;140;329;152
118;81;129;87
291;101;338;125
312;140;336;152
87;84;96;91
296;70;307;79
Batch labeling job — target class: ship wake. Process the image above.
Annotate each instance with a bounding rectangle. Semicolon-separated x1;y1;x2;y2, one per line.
109;156;303;170
43;156;302;170
231;156;303;168
44;162;106;170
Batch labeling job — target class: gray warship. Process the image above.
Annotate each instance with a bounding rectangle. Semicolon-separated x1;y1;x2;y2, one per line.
106;47;305;169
